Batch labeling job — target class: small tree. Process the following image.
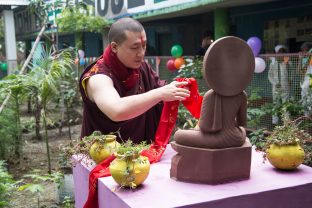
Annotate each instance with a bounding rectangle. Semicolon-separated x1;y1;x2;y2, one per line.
0;75;29;159
25;48;74;173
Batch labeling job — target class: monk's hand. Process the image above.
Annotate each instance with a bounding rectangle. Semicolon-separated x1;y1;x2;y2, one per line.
160;81;190;102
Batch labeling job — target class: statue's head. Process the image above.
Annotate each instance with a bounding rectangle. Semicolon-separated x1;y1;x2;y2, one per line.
203;36;255;96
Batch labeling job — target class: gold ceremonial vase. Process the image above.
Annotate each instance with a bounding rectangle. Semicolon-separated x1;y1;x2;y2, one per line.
266;142;305;170
89;134;120;164
109;153;150;188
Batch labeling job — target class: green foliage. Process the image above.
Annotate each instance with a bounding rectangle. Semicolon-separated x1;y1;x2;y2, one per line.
24;48;75;173
266;114;312;146
65;130;118;163
0;74;28;97
247;88;266;128
28;0;63;24
249;128;267;151
301;88;312;115
303;141;312;167
0;161;15;208
62;196;74;208
26;48;74;105
175;57;203;79
263;113;312;166
248;88;262;102
21;117;36;133
262;93;304;122
19;169;64;194
176;105;198;130
18;170;64;208
116;140;149;157
173;57;203;130
0;108;17;160
247;108;266;128
57;3;108;34
0;74;31;158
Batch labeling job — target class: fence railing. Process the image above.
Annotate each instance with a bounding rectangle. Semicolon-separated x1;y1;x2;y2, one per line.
143;54;312;131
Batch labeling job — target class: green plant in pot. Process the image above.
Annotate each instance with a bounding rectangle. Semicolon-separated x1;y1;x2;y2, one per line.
264;112;312;170
88;131;120;164
109;140;150;189
66;131;120;165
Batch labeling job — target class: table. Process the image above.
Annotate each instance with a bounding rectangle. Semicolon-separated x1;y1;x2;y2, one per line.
73;146;312;208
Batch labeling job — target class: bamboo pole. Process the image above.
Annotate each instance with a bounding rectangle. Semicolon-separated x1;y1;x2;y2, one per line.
0;25;46;114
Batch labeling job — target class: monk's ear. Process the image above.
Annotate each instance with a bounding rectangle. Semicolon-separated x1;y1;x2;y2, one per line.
111;42;118;53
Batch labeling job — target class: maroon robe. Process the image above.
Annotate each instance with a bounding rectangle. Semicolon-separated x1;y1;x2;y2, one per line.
79;57;165;144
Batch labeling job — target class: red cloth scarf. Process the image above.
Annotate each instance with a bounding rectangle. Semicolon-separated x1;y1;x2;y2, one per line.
83;78;202;208
96;45;140;89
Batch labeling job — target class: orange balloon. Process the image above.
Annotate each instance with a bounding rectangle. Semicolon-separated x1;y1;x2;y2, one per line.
174;57;185;69
74;58;79;65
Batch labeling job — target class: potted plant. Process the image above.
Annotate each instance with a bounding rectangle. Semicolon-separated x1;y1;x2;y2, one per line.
264;113;312;170
109;140;150;189
67;131;120;165
88;131;120;164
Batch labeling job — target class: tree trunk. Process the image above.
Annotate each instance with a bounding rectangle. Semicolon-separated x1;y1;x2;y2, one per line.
27;96;32;114
59;83;65;136
14;96;22;159
43;106;52;174
66;103;72;140
34;96;42;140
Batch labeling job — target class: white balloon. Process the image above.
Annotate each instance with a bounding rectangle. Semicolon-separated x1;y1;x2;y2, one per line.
254;57;266;73
78;49;85;58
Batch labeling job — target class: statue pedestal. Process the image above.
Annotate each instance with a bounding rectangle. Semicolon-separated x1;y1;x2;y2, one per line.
170;140;252;184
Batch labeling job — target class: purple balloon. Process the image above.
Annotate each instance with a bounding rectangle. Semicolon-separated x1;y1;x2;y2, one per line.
247;37;262;56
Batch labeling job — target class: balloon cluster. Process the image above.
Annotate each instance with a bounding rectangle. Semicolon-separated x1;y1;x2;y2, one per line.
75;49;86;66
247;37;266;73
0;62;7;71
166;44;185;72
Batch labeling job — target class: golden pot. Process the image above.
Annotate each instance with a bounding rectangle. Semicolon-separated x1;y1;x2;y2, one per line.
266;143;305;170
109;154;150;188
89;135;120;164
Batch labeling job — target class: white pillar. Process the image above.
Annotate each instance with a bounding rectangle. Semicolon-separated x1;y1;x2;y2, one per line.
3;10;17;74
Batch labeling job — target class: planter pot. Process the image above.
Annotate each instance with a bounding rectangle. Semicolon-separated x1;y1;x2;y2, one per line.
266;143;305;170
109;154;150;188
55;173;74;204
89;135;120;164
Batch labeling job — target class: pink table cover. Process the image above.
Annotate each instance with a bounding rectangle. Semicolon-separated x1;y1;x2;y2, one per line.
73;146;312;208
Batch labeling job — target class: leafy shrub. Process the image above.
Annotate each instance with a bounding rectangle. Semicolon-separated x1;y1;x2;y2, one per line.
0;161;15;207
176;105;198;130
175;57;203;79
301;88;312;115
247;88;267;128
0;108;18;160
249;128;267;151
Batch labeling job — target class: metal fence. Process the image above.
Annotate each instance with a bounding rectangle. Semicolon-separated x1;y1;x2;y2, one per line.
145;54;312;132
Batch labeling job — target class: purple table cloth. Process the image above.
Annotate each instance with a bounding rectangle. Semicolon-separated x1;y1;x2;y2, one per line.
74;146;312;208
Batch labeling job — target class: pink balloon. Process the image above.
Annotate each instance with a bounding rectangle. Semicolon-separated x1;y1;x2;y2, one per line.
78;49;85;58
254;57;266;73
166;59;177;71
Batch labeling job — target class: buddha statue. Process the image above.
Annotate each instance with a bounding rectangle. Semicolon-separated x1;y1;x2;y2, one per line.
171;36;255;184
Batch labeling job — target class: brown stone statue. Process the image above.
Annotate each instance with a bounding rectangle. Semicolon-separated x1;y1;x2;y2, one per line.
170;36;255;184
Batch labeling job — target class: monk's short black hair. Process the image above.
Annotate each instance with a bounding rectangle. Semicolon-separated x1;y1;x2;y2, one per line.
108;17;144;44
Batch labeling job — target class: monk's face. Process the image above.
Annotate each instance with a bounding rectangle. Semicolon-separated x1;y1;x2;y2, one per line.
113;30;147;69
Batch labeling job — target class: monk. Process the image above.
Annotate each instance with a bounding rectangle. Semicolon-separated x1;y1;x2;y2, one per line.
79;17;190;143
